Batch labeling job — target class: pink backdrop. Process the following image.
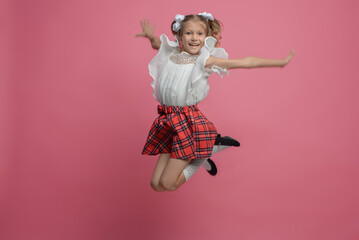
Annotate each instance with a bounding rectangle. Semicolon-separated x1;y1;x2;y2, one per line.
1;0;359;239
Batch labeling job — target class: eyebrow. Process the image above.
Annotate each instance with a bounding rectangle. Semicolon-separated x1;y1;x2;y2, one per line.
185;29;205;32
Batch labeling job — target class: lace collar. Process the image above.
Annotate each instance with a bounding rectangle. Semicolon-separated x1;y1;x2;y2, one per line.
170;49;198;65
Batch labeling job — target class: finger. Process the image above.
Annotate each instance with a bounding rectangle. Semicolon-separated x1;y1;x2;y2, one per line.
135;32;145;37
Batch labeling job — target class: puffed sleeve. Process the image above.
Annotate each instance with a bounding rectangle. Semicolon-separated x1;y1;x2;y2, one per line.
148;34;179;101
186;37;229;105
193;37;229;83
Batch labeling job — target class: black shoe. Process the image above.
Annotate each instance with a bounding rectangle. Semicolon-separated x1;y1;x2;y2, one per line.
206;158;217;176
214;134;240;147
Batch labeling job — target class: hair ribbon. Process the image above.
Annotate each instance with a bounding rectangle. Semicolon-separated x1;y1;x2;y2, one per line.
198;12;214;21
172;14;185;32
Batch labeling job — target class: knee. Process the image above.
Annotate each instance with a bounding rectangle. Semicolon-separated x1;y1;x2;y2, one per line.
159;178;179;191
150;180;164;192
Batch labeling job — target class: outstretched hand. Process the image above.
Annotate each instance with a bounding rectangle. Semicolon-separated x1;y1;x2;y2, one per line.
283;49;295;67
135;19;156;39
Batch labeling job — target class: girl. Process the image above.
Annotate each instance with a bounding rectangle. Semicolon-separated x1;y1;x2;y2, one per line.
135;13;294;192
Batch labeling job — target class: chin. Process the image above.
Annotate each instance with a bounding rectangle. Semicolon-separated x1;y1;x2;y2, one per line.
189;51;200;55
184;48;201;55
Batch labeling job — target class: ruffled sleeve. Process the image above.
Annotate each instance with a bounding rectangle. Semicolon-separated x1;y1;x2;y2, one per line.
149;34;179;101
194;36;229;82
186;37;229;105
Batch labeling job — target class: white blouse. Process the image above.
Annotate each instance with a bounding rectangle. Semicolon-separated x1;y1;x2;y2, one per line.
149;34;229;107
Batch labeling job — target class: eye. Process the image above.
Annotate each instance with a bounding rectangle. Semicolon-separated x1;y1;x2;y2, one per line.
198;32;204;35
185;32;191;35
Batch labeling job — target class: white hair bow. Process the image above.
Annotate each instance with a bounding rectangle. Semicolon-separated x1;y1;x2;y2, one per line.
172;14;185;32
198;12;214;21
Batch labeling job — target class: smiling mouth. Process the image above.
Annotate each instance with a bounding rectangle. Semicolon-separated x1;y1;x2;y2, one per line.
189;43;200;47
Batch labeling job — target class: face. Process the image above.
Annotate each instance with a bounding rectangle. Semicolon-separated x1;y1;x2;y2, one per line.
179;20;207;55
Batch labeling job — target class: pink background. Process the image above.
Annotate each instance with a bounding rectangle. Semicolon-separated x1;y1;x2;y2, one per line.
1;0;359;239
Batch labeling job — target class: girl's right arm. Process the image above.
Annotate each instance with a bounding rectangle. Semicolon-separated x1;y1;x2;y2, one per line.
135;19;161;50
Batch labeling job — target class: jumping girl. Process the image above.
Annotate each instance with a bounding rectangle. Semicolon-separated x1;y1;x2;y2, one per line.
135;12;294;192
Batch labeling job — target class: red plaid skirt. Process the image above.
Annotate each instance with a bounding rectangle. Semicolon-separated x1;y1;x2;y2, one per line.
142;105;217;160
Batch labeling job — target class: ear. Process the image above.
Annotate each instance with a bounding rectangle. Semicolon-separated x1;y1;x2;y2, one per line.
177;35;182;45
176;35;183;49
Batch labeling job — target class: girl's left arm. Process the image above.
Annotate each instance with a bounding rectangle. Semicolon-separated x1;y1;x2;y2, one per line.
205;50;294;69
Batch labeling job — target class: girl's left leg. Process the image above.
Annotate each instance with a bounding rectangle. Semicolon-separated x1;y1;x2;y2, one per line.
150;153;171;192
159;158;192;191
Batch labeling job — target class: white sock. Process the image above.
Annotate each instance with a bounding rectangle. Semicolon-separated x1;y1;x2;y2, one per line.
183;158;206;181
211;145;230;155
200;144;231;171
202;159;212;171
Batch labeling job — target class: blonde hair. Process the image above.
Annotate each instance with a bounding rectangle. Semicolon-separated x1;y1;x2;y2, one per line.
171;14;223;47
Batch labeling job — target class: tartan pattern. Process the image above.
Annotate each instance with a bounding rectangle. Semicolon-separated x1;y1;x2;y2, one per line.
142;105;217;160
